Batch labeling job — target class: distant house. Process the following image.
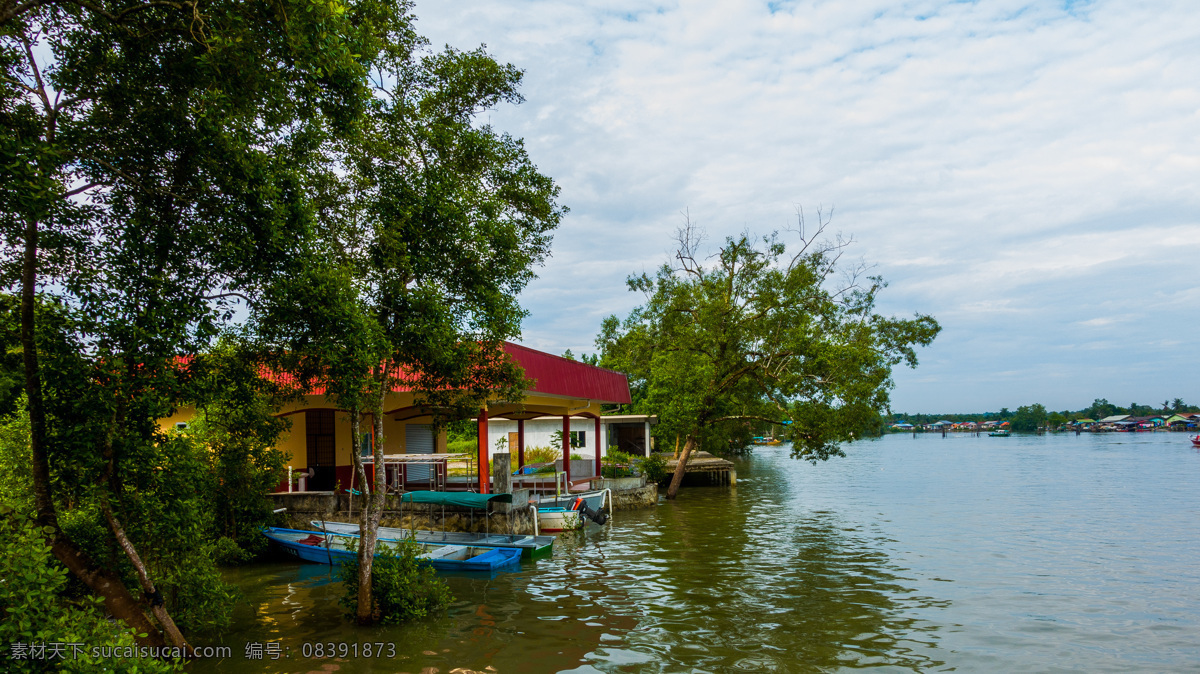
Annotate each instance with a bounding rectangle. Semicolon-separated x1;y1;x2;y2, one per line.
1165;414;1198;428
1098;415;1130;423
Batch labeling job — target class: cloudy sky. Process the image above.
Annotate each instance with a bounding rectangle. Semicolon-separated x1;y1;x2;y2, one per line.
416;0;1199;414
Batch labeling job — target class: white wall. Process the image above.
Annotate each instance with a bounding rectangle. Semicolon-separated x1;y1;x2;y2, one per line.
484;418;605;462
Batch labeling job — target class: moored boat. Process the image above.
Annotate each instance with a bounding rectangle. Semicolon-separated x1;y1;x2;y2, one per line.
261;527;522;572
311;520;554;559
1191;435;1200;447
989;429;1011;437
533;489;610;532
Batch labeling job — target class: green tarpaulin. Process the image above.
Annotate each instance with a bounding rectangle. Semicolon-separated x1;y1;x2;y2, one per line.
398;491;513;508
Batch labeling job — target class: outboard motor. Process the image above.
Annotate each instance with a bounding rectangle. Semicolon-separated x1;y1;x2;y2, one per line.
577;501;608;526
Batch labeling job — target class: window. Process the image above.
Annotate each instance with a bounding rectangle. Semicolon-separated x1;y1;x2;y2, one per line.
174;422;188;431
569;430;586;448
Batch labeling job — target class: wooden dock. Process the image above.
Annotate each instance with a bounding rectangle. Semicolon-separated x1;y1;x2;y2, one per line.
664;451;737;486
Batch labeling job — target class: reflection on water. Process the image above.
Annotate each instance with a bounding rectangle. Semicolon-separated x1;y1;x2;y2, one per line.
192;433;1200;673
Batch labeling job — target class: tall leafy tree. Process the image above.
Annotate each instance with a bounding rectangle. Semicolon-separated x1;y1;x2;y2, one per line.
599;214;940;498
256;37;564;624
1009;403;1048;432
1;0;403;646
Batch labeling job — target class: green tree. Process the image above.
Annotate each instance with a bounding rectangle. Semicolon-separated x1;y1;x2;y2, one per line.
2;0;405;646
256;35;563;625
1009;403;1048;432
1087;398;1117;420
598;215;939;498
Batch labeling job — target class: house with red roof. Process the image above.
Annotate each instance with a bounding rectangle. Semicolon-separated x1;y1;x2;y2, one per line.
162;342;631;495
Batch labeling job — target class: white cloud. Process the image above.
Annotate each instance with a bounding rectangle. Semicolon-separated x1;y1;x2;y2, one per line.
415;0;1200;411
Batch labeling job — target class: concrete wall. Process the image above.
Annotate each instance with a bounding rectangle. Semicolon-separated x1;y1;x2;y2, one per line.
609;484;658;510
267;492;538;535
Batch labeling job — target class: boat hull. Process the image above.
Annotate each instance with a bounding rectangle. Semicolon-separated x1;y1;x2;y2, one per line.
532;489;610;532
537;508;585;532
262;528;522;572
311;521;554;559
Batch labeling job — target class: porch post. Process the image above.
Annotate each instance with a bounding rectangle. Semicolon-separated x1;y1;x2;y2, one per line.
594;416;602;478
477;408;490;494
517;419;526;469
643;420;651;458
562;414;571;491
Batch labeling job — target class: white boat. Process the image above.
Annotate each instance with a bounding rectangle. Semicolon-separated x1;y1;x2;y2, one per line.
532;489;611;532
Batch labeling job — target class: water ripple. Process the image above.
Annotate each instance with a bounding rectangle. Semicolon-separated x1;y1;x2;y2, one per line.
197;433;1200;673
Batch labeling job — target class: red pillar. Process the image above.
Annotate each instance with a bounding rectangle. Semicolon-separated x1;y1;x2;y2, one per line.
562;415;571;492
517;419;526;469
477;408;490;494
594;416;602;478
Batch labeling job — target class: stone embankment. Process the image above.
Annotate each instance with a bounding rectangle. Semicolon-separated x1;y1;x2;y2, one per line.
267;490;539;535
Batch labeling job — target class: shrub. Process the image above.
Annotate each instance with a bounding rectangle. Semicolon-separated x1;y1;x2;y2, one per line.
523;445;560;464
0;509;182;673
600;464;633;478
639;453;670;484
602;450;634;465
601;450;635;478
339;538;453;625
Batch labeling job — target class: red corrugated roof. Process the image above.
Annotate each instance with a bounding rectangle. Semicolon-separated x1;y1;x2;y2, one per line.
503;342;631;404
210;342;631;404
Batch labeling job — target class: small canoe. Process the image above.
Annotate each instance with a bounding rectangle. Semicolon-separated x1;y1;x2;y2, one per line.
261;527;522;572
311;521;554;559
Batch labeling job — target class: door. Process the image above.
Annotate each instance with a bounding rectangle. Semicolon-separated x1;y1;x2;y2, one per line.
405;424;434;485
305;410;336;491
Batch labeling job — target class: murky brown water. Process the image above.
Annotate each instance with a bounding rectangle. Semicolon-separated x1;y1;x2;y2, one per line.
191;432;1200;673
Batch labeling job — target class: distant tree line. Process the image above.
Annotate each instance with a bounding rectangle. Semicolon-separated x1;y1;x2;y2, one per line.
896;398;1199;432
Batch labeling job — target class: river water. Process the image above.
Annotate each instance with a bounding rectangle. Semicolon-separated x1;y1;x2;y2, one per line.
194;432;1200;673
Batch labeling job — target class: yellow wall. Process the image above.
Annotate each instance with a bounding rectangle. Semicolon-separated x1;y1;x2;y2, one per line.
278;412;306;469
158;405;195;433
162;389;595;467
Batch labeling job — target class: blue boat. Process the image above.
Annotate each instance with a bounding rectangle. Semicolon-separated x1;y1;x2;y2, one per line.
261;527;522;573
311;520;555;559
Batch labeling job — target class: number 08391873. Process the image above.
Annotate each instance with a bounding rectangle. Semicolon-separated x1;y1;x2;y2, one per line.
301;642;396;658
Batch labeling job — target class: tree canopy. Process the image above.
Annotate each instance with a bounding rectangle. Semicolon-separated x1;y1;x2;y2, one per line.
2;0;559;646
598;214;940;497
252;27;564;625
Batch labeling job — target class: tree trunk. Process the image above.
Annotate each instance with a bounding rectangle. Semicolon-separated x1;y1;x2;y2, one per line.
22;215;166;647
665;436;696;499
49;535;166;647
102;504;191;650
355;379;389;626
350;405;373;624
